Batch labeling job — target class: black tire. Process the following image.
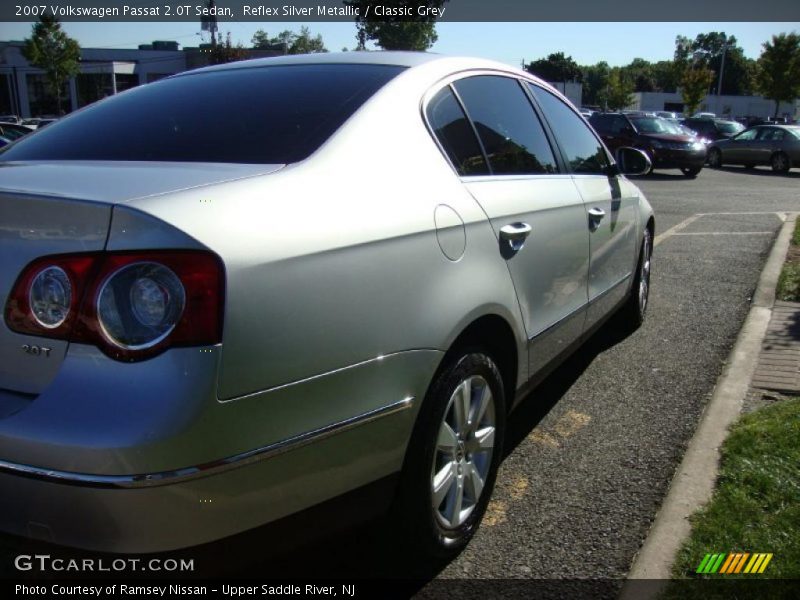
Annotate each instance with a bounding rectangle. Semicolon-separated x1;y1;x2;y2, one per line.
771;152;791;173
681;166;701;178
394;352;506;560
707;148;722;168
617;227;652;331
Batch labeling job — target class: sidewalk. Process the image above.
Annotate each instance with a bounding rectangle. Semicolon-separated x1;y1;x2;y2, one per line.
622;212;798;589
751;300;800;394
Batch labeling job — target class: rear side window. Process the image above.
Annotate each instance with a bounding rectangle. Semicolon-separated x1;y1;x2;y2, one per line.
529;85;610;175
426;86;490;176
0;64;405;164
453;76;557;176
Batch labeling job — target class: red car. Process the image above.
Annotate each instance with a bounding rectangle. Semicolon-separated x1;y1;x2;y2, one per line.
590;113;707;177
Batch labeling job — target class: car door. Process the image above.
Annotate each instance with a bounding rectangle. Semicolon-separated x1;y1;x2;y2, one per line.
751;127;783;164
430;75;590;376
529;84;639;331
726;128;759;163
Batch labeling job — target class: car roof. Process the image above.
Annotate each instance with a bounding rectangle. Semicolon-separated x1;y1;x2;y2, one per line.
173;51;553;89
178;51;458;76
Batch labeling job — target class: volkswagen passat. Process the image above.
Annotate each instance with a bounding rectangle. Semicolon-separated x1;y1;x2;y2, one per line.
0;52;653;557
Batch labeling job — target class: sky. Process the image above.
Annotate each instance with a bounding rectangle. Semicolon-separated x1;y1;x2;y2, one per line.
2;21;799;67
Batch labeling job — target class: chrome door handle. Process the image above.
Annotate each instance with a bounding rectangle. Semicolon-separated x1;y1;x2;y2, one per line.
499;222;532;241
588;207;606;220
588;207;605;231
499;222;532;254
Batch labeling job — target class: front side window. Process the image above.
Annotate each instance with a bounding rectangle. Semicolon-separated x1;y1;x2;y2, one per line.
735;129;758;141
453;76;558;176
529;85;610;175
426;86;489;176
1;64;405;164
716;120;745;135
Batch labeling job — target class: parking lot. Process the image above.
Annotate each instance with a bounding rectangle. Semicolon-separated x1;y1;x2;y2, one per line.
1;166;797;589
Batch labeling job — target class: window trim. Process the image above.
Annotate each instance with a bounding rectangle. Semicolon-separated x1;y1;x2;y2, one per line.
420;68;571;181
524;82;614;176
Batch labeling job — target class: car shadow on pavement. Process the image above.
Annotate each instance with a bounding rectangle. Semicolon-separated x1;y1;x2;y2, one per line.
713;166;800;179
503;315;634;456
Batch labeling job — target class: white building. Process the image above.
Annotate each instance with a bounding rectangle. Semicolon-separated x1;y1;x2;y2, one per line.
629;90;799;120
0;41;279;118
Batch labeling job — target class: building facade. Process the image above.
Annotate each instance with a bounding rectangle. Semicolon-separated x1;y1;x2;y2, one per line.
629;90;799;120
0;41;279;118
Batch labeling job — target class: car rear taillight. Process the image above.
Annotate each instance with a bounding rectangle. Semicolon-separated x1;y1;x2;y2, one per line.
5;251;224;361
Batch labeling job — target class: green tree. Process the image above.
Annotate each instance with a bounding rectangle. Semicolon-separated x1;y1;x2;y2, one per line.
345;1;447;51
621;58;656;92
250;27;327;54
289;26;327;54
675;32;754;95
251;29;272;49
651;60;679;93
209;32;247;65
680;67;715;116
22;15;80;115
756;33;800;117
604;68;635;111
580;61;610;107
526;52;582;83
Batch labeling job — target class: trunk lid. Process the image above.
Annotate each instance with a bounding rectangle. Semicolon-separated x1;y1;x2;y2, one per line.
0;161;283;395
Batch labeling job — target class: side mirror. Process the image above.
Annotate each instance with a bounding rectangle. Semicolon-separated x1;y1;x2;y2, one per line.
614;147;652;176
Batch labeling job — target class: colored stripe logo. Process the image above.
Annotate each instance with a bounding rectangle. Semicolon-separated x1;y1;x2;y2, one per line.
696;553;773;574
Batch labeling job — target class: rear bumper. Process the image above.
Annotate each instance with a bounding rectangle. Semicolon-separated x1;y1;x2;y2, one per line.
0;399;416;553
0;346;440;552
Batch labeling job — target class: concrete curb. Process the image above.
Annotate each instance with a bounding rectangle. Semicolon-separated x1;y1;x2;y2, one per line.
620;212;798;594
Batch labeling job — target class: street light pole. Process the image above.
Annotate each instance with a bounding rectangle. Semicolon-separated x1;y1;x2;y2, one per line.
716;42;728;116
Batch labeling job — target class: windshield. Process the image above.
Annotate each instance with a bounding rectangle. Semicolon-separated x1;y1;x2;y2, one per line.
631;117;684;135
0;64;405;164
717;121;745;134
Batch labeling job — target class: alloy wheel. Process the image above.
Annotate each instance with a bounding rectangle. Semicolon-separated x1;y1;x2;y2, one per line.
638;230;652;316
431;375;496;529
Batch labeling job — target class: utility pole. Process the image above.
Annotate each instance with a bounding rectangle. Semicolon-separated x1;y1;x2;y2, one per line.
201;0;218;48
716;41;729;116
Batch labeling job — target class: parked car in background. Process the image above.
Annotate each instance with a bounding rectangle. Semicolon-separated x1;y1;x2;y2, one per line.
655;111;680;121
0;52;654;557
681;118;744;142
35;118;58;129
0;123;35;141
692;112;716;119
589;112;706;176
707;125;800;172
0;115;21;124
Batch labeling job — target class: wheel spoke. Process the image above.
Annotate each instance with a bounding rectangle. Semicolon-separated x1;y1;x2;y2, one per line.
453;380;471;434
464;462;485;502
437;422;458;454
470;384;491;434
447;478;465;528
432;462;457;509
468;425;495;453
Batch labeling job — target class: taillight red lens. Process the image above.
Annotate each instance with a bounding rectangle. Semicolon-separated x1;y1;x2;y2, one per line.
5;250;225;361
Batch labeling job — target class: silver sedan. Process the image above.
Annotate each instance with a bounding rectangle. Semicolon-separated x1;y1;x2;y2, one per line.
708;124;800;172
0;52;653;557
